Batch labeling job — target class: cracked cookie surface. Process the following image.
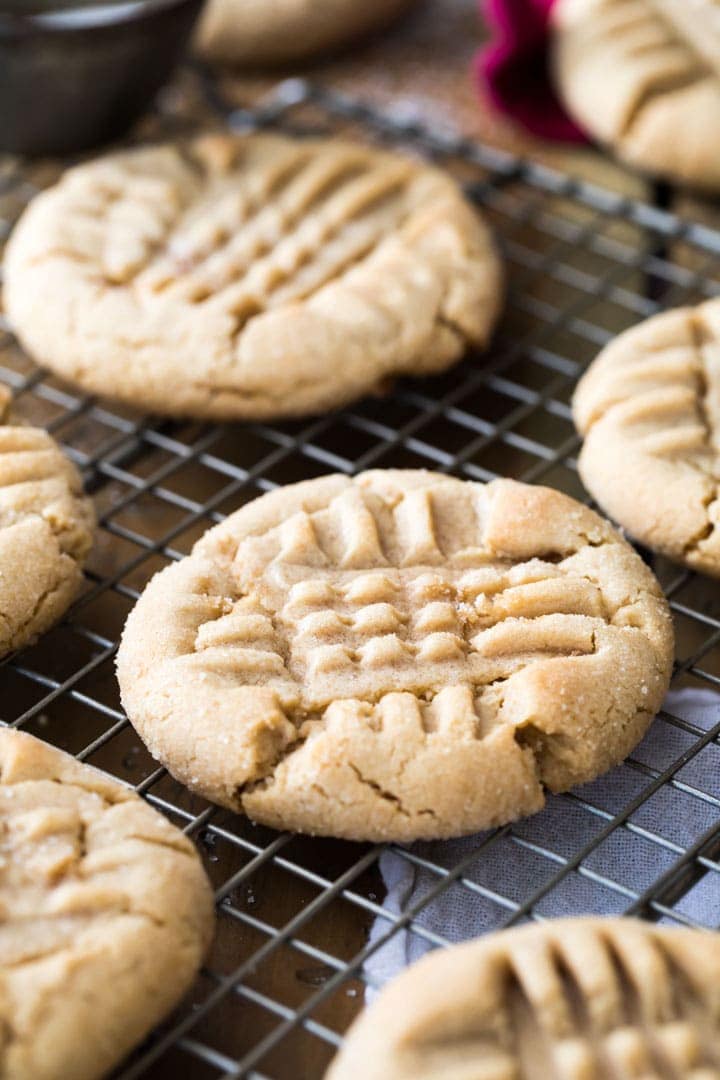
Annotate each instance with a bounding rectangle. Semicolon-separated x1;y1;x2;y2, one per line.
3;133;502;421
0;729;214;1080
573;304;720;577
117;470;673;842
553;0;720;189
0;387;94;659
326;917;720;1079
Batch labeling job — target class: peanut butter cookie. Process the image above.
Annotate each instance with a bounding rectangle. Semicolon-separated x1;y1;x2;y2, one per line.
4;134;502;421
327;917;720;1079
197;0;416;67
574;304;720;577
0;729;214;1080
553;0;720;190
117;470;673;842
0;386;94;659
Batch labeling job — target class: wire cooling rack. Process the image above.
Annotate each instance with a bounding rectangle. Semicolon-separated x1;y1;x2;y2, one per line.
3;69;720;1080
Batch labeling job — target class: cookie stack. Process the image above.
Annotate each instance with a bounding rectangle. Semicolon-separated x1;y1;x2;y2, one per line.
2;124;715;1078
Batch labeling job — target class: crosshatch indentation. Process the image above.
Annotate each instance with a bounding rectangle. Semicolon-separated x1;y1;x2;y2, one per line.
1;72;720;1079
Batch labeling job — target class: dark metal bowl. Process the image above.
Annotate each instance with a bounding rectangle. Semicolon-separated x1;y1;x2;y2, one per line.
0;0;205;156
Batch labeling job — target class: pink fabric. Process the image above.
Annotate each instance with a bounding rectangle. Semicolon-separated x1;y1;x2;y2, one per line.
476;0;587;143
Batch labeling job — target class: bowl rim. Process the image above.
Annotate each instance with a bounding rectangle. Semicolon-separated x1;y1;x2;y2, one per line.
0;0;201;35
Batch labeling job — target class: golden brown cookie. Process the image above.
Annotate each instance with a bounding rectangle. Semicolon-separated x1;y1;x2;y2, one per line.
196;0;416;66
553;0;720;190
0;386;94;659
3;134;502;421
0;729;214;1080
116;470;673;842
326;917;720;1079
573;303;720;577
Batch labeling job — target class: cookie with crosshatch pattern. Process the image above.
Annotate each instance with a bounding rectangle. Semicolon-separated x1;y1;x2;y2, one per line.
0;728;214;1080
3;132;502;421
553;0;720;190
574;304;720;577
0;385;94;659
326;917;720;1079
116;470;673;842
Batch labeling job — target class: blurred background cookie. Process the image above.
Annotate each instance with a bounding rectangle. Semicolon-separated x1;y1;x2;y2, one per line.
552;0;720;190
196;0;417;68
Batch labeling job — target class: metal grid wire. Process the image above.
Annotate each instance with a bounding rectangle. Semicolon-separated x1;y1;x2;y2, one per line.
2;69;720;1079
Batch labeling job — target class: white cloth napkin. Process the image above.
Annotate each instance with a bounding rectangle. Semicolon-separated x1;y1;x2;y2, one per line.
365;688;720;988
